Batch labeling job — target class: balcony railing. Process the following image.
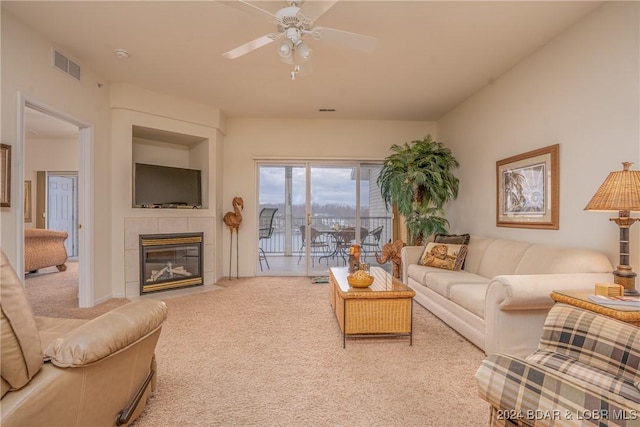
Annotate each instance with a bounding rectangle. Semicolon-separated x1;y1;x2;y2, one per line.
259;216;392;256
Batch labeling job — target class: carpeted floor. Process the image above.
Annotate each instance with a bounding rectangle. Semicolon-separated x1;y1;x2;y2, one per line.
25;261;130;318
24;266;490;426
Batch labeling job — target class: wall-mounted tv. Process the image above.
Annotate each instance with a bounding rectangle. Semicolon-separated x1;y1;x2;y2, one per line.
134;163;202;208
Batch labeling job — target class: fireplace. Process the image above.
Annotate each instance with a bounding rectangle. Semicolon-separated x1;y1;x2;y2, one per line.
139;232;203;294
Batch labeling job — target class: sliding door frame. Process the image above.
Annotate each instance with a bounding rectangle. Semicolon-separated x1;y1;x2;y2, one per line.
256;158;389;276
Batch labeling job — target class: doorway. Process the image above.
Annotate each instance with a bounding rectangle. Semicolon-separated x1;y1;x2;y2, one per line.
19;96;94;307
256;162;392;276
46;174;79;257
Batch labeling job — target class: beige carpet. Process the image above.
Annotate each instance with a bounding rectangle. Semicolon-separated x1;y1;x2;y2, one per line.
25;261;130;318
24;267;490;426
133;277;489;426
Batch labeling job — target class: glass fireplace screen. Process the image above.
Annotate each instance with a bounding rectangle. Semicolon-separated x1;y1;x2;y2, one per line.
139;233;203;293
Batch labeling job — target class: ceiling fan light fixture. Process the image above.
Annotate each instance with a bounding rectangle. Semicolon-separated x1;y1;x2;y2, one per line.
297;41;312;60
278;39;294;58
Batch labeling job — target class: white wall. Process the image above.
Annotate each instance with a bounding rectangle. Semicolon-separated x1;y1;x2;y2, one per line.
438;2;640;270
1;10;113;300
223;118;437;277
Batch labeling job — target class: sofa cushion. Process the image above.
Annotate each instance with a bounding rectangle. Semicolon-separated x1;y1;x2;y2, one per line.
449;283;489;319
418;242;468;271
538;303;640;384
407;264;430;285
476;239;532;279
476;353;638;422
515;244;615;274
459;235;495;275
526;350;640;404
1;251;43;393
424;271;489;299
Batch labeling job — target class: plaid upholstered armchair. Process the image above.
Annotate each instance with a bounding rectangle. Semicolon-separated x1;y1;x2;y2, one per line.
475;303;640;427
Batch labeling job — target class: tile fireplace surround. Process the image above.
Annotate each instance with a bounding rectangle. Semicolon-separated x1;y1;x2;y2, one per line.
124;216;215;298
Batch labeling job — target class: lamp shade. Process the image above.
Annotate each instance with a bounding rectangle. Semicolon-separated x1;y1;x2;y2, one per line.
584;162;640;212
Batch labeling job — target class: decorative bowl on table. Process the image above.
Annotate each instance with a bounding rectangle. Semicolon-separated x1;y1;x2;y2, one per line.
347;271;374;287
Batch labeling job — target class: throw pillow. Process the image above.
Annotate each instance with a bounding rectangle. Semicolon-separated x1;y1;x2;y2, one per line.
434;233;471;245
418;242;468;271
434;234;470;269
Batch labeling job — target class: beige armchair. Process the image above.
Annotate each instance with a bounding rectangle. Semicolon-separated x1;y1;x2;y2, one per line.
1;251;168;427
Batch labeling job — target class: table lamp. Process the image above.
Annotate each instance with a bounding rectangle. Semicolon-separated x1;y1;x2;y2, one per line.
584;162;640;295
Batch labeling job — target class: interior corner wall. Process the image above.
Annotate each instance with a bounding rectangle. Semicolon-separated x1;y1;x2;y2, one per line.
437;2;640;270
222;118;437;278
214;128;226;280
1;10;113;301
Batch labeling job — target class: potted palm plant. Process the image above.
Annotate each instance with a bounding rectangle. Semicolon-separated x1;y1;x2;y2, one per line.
378;135;459;245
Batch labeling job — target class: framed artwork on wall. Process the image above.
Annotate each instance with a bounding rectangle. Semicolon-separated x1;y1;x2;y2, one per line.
1;144;11;207
496;144;559;229
24;180;32;222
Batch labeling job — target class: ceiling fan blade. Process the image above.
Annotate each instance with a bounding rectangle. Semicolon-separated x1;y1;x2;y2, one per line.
298;0;339;23
310;27;377;53
218;0;278;21
222;34;279;59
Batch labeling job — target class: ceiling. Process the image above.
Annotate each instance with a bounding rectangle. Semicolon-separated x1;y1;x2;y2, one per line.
5;1;601;128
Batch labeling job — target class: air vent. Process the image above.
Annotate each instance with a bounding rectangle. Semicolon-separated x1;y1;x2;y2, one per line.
52;49;81;81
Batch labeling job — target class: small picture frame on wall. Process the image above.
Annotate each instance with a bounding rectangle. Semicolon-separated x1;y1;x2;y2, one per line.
496;144;559;229
24;180;32;222
1;144;11;207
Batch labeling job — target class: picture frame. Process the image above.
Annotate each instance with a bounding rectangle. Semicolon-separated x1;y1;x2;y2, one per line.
24;180;32;222
1;144;11;207
496;144;559;229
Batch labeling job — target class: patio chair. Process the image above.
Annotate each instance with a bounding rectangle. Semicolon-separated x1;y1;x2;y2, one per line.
297;225;336;266
258;208;278;271
334;227;368;264
361;225;384;261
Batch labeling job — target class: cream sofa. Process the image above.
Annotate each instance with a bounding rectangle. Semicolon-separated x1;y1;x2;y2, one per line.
1;251;168;427
401;235;614;358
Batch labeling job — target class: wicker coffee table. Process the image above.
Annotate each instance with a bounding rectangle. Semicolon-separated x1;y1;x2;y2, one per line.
329;266;416;347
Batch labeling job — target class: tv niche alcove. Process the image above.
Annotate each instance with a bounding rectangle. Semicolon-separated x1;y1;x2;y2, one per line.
127;125;212;295
132;125;209;209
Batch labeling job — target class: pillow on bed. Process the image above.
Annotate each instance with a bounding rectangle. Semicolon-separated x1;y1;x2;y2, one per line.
418;242;468;271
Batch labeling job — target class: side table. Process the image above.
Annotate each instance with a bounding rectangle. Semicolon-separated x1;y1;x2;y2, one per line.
550;290;640;326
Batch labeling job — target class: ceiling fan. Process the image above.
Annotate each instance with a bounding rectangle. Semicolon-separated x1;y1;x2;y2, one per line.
221;0;377;80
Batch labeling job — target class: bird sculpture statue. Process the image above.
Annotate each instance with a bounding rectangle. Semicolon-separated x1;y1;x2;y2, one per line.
223;196;244;279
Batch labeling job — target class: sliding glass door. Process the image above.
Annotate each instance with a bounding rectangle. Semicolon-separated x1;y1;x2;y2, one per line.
257;162;392;276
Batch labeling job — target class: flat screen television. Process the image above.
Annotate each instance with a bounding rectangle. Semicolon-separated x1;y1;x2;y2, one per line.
134;163;202;208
